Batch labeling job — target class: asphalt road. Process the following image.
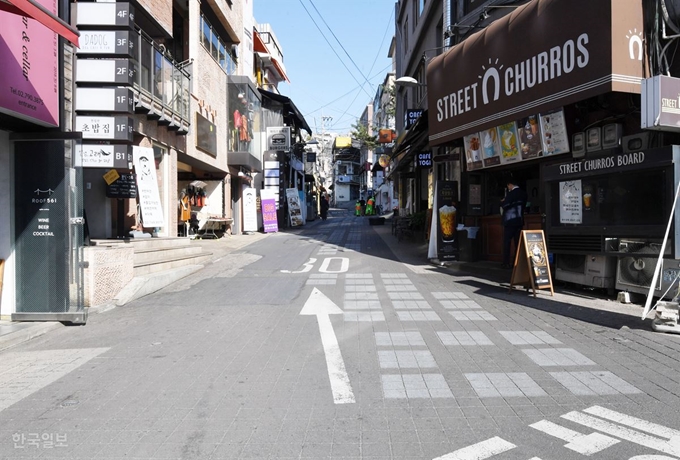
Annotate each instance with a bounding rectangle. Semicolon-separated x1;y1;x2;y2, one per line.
1;210;680;460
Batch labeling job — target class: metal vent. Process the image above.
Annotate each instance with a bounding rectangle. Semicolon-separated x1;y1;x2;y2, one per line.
547;234;602;253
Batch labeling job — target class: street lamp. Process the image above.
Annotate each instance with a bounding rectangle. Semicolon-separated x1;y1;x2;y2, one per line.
394;76;425;88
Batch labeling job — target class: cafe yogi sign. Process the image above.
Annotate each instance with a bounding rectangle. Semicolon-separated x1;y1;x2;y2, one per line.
426;0;644;145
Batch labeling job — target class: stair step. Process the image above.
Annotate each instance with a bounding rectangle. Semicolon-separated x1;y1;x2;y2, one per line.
134;246;204;265
133;252;213;277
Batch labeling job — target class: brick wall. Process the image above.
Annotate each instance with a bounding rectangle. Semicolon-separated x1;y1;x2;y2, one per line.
136;0;173;36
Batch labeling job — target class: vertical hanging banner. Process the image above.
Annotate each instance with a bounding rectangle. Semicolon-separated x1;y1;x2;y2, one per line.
243;187;258;232
436;181;459;261
132;146;164;227
260;189;279;233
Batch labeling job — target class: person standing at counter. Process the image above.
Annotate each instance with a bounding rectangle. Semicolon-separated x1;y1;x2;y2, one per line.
501;177;528;269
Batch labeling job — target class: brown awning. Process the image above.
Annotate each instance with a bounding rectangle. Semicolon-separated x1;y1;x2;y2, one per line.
0;0;79;46
426;0;644;146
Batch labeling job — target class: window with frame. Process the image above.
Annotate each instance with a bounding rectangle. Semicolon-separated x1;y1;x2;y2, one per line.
403;18;409;51
200;14;237;74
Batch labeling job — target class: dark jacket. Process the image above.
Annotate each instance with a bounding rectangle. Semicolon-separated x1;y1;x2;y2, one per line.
501;186;527;227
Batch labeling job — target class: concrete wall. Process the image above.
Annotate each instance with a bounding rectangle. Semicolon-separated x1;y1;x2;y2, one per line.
0;131;13;319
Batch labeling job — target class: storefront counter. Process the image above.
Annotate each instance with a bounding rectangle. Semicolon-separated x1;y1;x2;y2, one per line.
480;214;543;262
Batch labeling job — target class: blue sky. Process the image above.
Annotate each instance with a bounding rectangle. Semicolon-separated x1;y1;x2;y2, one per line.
253;0;396;135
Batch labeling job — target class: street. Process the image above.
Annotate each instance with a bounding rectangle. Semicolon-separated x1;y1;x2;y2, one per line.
1;209;680;460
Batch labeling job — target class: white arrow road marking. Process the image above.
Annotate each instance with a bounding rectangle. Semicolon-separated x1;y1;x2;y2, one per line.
562;411;680;458
529;420;619;456
432;436;515;460
300;288;355;404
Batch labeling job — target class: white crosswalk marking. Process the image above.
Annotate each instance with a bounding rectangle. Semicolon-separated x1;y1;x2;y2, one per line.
432;436;515;460
529;419;619;455
562;411;680;457
583;405;680;440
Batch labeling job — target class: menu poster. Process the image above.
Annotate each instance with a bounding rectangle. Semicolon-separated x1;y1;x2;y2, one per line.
518;115;543;160
286;188;304;227
559;180;582;224
480;128;502;167
463;133;484;170
260;188;279;233
539;108;570;155
497;122;521;164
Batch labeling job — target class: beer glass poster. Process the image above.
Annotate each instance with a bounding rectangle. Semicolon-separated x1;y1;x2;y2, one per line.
436;181;459;261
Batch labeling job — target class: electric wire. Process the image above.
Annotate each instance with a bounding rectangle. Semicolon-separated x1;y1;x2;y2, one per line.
323;9;396;132
308;0;375;91
297;0;373;99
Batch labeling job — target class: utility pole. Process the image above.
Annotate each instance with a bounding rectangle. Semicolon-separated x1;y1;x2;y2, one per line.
321;115;333;203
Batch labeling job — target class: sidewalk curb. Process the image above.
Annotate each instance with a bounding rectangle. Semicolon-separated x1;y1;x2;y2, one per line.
0;321;64;352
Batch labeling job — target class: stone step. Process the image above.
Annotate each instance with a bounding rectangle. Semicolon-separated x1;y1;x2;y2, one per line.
133;246;204;266
133;252;213;277
91;237;192;251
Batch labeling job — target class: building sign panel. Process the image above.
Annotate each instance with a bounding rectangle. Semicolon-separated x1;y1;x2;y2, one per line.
77;30;136;57
405;109;424;129
75;87;134;113
75;115;133;141
75;59;136;86
427;0;644;145
76;144;132;168
642;75;680;133
267;127;291;151
0;0;59;127
73;2;135;28
415;151;432;168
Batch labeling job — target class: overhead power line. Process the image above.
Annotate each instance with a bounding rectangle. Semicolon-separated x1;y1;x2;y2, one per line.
297;0;373;99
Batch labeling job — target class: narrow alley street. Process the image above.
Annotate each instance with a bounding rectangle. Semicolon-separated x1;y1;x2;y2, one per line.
1;209;680;460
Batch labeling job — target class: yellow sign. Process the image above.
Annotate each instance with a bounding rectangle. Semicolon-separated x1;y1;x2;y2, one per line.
103;169;120;185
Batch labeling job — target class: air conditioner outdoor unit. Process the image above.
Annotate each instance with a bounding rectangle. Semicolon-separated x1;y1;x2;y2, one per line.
615;240;677;298
337;176;349;183
555;254;616;290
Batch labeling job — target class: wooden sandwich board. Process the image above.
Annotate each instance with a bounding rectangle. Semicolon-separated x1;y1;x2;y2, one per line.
509;230;554;297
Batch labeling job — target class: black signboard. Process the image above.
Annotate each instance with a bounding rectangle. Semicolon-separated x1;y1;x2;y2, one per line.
14;141;69;312
106;173;137;198
405;109;424;129
415;151;432;168
509;230;554;297
196;112;217;157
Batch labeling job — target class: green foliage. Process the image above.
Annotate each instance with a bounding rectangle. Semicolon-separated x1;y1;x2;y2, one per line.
408;210;427;230
384;84;396;118
350;121;379;150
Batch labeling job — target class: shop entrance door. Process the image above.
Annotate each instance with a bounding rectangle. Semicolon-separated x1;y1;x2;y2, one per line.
12;138;86;323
